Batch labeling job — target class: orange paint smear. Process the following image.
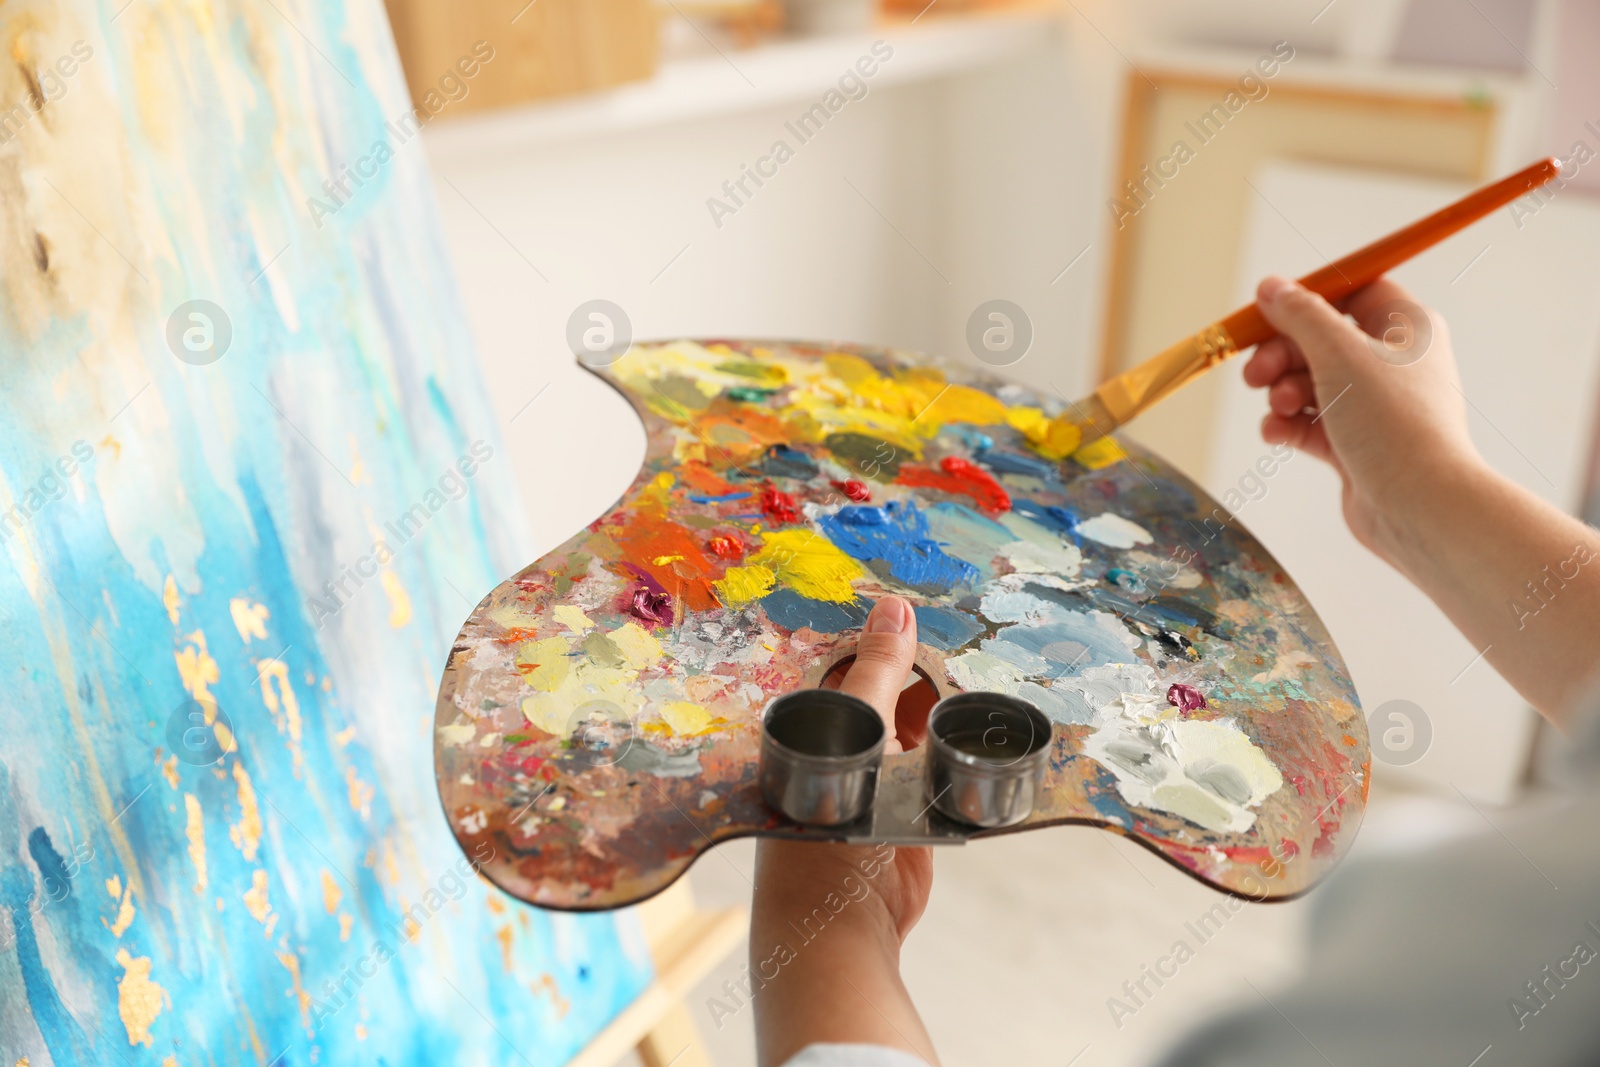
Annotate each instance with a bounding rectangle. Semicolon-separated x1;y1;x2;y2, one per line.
697;403;793;465
609;509;721;612
679;460;738;497
895;456;1011;514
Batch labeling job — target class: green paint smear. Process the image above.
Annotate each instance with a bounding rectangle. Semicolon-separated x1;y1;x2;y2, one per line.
725;386;777;403
824;432;904;480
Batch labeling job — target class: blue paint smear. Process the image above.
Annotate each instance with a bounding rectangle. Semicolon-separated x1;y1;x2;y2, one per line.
761;589;872;632
976;447;1057;480
917;503;1016;581
756;591;981;650
944;424;995;452
912;605;985;650
688;491;753;503
760;445;819;481
1013;498;1081;540
985;618;1136;678
818;502;979;592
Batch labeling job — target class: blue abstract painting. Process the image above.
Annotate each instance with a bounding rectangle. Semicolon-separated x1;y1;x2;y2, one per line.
0;2;651;1063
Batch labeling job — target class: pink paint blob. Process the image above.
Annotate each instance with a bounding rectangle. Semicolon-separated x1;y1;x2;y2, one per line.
1166;683;1208;716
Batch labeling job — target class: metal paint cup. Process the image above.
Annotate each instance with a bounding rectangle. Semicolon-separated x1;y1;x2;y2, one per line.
760;690;886;827
926;693;1052;828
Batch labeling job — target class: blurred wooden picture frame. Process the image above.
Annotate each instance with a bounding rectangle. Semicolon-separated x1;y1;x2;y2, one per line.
1100;60;1498;473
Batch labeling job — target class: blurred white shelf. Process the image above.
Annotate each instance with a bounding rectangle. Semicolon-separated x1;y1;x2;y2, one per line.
423;10;1063;156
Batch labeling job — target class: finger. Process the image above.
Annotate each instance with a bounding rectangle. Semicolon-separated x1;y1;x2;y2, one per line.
1242;336;1308;389
1268;371;1316;417
1343;277;1419;332
1242;338;1288;388
838;596;919;753
1261;411;1333;466
1255;276;1364;377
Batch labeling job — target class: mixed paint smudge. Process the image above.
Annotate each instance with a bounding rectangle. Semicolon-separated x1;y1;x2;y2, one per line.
0;2;647;1063
437;341;1370;910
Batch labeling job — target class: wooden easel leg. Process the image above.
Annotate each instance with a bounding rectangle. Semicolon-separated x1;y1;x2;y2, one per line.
637;999;713;1067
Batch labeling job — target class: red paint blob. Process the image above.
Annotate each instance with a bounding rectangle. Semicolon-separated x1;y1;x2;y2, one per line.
759;485;801;525
707;535;745;560
830;479;872;502
895;455;1011;514
1166;683;1208;715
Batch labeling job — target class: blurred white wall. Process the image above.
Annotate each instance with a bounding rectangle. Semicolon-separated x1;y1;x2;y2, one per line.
421;13;1111;563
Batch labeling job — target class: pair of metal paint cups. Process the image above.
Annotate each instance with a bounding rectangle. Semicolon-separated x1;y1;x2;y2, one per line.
759;689;1053;830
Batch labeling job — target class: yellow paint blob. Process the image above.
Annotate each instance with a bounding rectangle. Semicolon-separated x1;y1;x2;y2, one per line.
608;622;662;669
713;564;776;608
1074;436;1127;469
748;530;863;603
1008;408;1083;460
517;636;572;692
661;700;713;736
551;604;594;633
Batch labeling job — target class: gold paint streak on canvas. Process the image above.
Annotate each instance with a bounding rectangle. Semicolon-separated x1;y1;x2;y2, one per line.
243;869;272;924
228;597;269;642
106;874;122;898
495;923;514;972
344;765;373;819
321;869;342;913
160;754;178;788
276;950;313;1034
107;886;135;937
183;794;206;893
380;569;412;628
228;761;262;860
339;912;353;941
174;630;219;701
114;948;170;1047
162;575;180;625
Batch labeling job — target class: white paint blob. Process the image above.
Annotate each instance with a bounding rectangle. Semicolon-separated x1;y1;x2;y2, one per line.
1061;663;1285;833
1075;512;1154;549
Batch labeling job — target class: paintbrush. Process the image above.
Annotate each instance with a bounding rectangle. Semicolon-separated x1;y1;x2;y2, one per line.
1063;156;1563;449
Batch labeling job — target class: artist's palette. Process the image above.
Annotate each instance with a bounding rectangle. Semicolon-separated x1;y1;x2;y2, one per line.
435;340;1368;910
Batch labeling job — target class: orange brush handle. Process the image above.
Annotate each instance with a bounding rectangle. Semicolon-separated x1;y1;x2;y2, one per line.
1218;156;1562;348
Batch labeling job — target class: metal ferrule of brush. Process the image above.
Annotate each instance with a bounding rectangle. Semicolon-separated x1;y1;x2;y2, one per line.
1080;324;1239;442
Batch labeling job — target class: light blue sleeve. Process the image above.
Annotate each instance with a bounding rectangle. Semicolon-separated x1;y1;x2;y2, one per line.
780;1044;933;1067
